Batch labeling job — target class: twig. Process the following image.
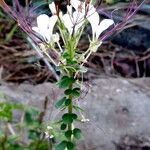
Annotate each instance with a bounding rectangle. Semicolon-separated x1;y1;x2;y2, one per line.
7;123;16;135
27;37;59;81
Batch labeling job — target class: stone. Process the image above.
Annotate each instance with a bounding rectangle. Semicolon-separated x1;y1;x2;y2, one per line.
0;78;150;150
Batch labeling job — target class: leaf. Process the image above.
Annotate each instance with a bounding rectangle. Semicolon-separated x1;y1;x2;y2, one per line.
64;88;80;97
71;113;78;120
55;97;67;109
71;88;80;97
55;141;67;150
62;113;77;124
62;113;73;124
0;102;22;121
60;123;67;130
24;108;39;126
59;76;75;88
65;99;71;106
66;142;75;150
25;112;33;125
8;135;20;143
65;130;72;139
73;128;82;139
64;89;72;95
62;52;69;59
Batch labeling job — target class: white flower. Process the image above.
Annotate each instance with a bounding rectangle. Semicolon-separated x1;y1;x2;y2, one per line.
62;5;85;35
47;126;53;130
70;0;98;22
44;132;54;139
49;2;57;15
32;14;58;43
52;33;60;43
90;18;114;39
70;0;114;39
49;2;62;17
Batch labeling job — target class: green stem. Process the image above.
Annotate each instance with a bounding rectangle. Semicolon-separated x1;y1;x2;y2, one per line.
68;78;73;142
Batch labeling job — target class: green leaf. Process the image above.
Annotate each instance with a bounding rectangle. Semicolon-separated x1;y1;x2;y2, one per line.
55;141;67;150
66;59;78;65
60;123;67;130
59;76;75;88
25;112;33;125
64;89;72;95
71;114;78;120
24;108;39;126
55;97;67;109
64;88;80;97
62;52;69;59
66;142;75;150
71;88;80;97
73;128;82;139
62;113;77;124
0;102;23;121
65;99;71;106
62;113;73;124
65;130;72;139
8;135;20;143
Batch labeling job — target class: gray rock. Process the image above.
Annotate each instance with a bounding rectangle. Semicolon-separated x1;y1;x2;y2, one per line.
0;78;150;150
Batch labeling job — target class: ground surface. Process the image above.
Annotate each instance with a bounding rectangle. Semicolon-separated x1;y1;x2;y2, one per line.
0;78;150;150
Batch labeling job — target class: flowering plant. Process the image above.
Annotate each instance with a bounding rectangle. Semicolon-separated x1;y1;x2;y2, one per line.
0;0;145;149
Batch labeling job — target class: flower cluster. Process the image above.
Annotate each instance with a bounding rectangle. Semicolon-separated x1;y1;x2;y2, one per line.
0;0;145;78
32;0;114;54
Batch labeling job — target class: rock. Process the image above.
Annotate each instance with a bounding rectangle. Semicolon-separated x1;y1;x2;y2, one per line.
112;25;150;53
0;78;150;150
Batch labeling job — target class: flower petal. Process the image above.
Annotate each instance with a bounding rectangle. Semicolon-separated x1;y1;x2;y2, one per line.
49;2;56;15
87;11;100;38
48;15;58;35
67;5;72;15
87;4;96;17
96;19;114;39
33;14;58;43
32;26;49;42
37;14;50;31
73;11;84;33
52;33;59;42
32;27;40;34
70;0;81;10
62;14;73;35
